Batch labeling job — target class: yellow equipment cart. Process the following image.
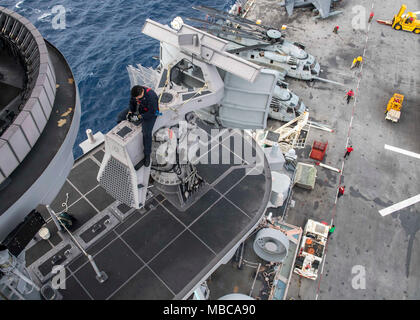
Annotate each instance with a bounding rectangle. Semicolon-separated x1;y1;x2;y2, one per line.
385;93;404;123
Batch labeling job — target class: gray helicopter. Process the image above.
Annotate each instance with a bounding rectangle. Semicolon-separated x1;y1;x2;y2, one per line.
188;6;318;81
183;6;342;122
188;5;343;85
270;81;307;122
190;78;307;124
171;16;308;123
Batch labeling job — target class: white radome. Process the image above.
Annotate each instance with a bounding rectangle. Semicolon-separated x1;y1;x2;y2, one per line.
171;16;184;31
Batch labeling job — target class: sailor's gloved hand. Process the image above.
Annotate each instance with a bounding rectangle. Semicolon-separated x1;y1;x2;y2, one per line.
128;113;142;123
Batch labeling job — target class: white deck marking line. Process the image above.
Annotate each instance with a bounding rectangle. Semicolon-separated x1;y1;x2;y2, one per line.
68;268;95;300
384;144;420;159
334;162;345;204
108;231;176;299
379;194;420;216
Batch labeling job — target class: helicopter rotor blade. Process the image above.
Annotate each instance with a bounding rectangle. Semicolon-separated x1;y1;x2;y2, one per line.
186;17;267;39
186;16;261;35
192;5;275;31
195;26;266;43
193;5;275;30
226;43;273;54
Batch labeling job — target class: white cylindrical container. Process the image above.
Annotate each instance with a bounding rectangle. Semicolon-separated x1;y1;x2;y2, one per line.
38;227;50;240
86;129;95;144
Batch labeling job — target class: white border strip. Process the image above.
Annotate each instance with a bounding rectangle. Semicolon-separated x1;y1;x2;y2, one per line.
379;194;420;216
384;144;420;159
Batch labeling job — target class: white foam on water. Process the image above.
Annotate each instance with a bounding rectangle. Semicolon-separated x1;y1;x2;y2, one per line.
37;12;52;21
15;0;25;8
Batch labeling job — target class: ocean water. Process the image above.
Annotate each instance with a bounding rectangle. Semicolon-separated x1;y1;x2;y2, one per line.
1;0;233;158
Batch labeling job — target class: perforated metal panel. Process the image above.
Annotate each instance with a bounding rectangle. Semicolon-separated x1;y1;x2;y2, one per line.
126;64;158;89
98;156;135;208
315;223;327;235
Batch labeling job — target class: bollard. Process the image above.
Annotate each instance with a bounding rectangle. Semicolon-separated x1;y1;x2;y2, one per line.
86;129;95;144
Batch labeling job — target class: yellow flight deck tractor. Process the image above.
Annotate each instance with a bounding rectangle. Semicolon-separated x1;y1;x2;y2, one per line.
385;93;404;123
377;4;420;34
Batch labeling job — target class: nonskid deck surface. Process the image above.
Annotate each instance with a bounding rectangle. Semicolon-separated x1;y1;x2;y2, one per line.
25;124;271;300
247;0;420;299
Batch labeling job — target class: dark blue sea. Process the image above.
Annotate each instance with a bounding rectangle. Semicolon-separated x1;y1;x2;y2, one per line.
1;0;233;158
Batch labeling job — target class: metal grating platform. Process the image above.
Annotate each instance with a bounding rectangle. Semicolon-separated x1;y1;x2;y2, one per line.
24;123;272;300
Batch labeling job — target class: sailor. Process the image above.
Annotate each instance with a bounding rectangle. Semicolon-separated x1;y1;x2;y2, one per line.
350;56;363;69
328;225;335;238
344;145;354;159
337;185;345;198
333;25;339;34
368;12;374;23
345;89;355;104
117;85;159;167
351;56;363;69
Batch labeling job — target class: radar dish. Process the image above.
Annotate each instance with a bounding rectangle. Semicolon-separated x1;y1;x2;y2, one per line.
253;227;289;262
266;29;282;40
171;16;184;30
